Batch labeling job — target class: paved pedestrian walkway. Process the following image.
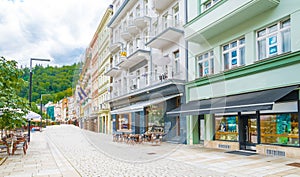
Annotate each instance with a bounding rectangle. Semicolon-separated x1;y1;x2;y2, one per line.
0;125;300;177
0;129;80;177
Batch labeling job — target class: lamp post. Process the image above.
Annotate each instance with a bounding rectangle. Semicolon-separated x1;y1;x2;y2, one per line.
28;58;50;142
40;93;51;131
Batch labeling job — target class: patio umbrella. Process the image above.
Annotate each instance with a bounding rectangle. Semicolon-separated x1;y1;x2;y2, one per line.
25;111;41;121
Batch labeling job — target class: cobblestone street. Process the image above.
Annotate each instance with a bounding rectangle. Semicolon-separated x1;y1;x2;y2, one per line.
1;125;300;177
46;125;222;176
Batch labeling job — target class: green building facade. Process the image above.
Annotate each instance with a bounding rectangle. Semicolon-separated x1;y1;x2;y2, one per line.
168;0;300;158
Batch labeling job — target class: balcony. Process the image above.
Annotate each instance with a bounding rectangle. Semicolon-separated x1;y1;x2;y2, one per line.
134;9;150;29
118;50;150;69
99;103;109;113
134;17;148;29
146;19;184;49
127;20;139;35
185;0;280;42
130;84;138;91
147;28;183;49
109;42;121;53
108;0;138;28
152;0;176;13
104;64;122;77
120;28;132;41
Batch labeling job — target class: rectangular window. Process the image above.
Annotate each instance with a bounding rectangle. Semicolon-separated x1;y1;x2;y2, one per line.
222;37;245;70
136;5;141;17
154;65;158;81
143;29;149;44
256;18;291;60
202;0;220;12
196;50;214;78
173;3;179;27
117;114;131;130
136;70;140;89
260;113;299;146
153;21;158;36
174;51;180;74
144;66;148;85
144;0;149;16
215;116;238;141
129;13;133;25
162;13;168;30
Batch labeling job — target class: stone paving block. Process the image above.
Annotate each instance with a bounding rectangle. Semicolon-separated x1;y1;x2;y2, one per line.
3;125;300;177
284;175;300;177
5;172;32;177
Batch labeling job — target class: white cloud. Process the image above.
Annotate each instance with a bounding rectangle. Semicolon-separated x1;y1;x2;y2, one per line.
0;0;112;67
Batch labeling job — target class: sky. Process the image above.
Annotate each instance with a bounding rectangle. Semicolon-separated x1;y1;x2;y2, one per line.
0;0;112;67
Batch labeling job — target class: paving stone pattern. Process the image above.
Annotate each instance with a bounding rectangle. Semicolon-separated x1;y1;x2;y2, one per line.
1;125;300;177
46;125;222;177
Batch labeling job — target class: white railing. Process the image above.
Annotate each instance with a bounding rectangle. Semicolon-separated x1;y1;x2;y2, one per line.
151;18;182;37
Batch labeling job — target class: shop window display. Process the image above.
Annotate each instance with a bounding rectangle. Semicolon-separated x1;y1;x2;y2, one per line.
215;116;238;141
117;114;131;130
147;103;165;133
260;113;299;146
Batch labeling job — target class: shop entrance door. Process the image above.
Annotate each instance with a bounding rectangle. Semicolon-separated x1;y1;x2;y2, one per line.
240;115;258;151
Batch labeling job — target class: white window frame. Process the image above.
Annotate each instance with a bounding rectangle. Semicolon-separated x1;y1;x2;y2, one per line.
202;0;220;12
144;0;149;16
174;50;180;75
144;66;148;85
222;37;245;70
173;3;179;27
128;42;134;55
122;20;127;32
129;12;134;25
136;70;140;89
136;4;141;17
153;20;158;36
196;50;214;78
162;13;168;30
256;18;291;60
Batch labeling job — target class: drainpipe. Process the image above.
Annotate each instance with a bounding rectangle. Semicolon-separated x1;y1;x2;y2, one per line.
184;0;188;83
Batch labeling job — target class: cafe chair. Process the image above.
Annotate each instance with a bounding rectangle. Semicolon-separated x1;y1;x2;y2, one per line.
0;140;10;155
12;137;27;155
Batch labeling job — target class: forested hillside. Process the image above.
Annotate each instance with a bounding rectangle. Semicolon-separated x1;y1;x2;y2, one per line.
18;63;81;104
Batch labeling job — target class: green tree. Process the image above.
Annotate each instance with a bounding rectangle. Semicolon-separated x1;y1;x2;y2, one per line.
0;56;29;131
18;63;80;103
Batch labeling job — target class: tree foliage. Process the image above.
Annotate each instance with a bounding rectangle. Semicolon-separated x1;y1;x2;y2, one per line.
0;57;29;130
18;63;81;104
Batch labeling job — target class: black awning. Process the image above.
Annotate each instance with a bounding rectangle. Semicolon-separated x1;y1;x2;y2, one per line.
167;86;298;117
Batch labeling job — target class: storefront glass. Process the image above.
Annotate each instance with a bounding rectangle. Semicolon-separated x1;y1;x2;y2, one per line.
215;116;238;141
260;113;299;146
147;103;164;133
117;113;131;130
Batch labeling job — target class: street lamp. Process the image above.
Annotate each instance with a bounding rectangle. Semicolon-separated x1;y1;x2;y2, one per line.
40;93;51;131
28;58;50;142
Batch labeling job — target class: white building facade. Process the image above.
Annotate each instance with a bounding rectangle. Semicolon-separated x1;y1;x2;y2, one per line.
105;0;187;143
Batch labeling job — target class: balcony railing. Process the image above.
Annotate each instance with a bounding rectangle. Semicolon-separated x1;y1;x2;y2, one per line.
104;63;121;77
134;8;150;28
120;26;131;41
109;72;183;100
152;0;176;13
147;18;184;49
